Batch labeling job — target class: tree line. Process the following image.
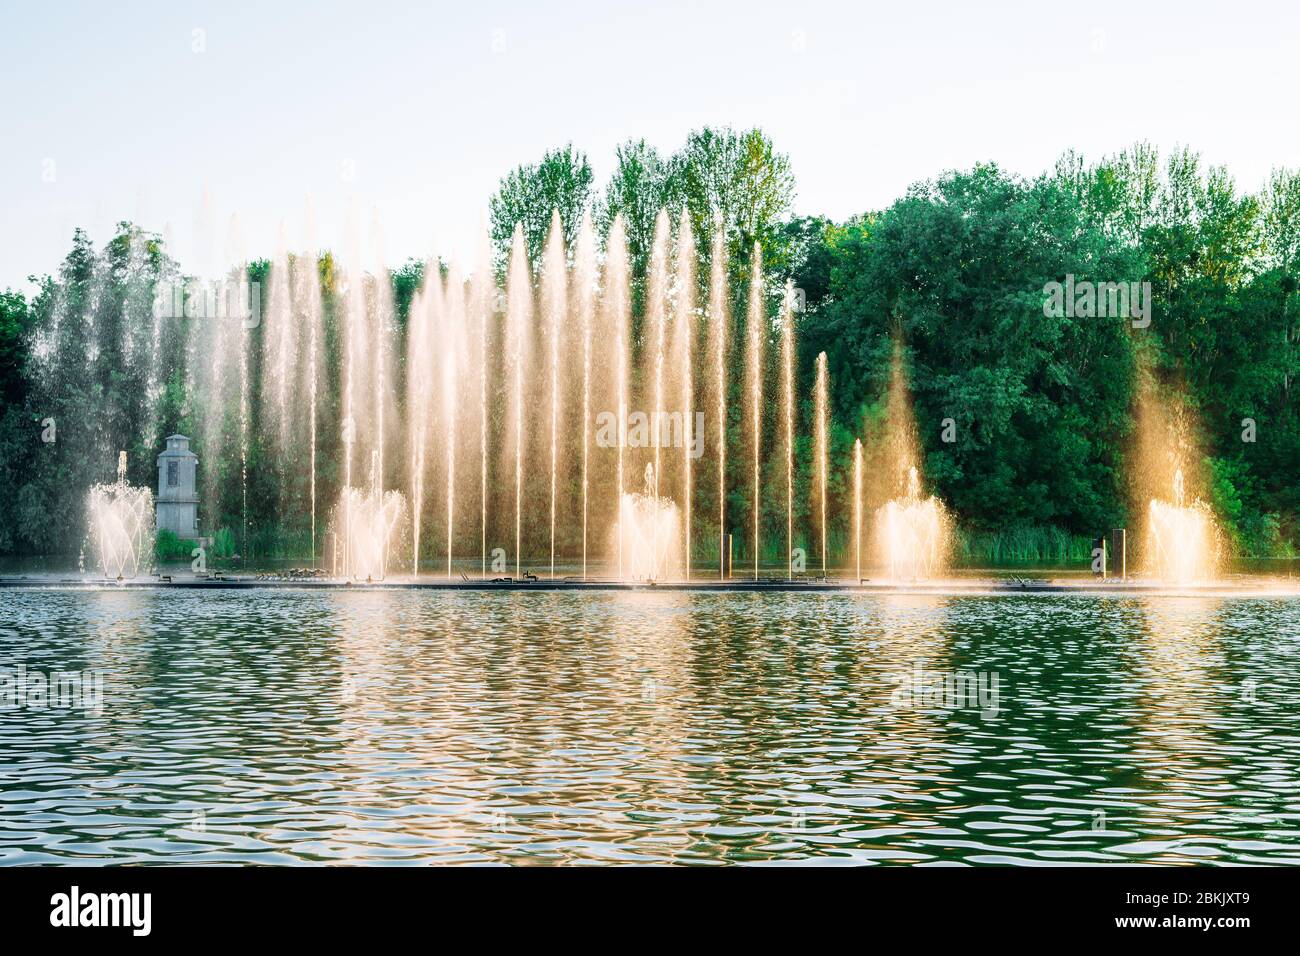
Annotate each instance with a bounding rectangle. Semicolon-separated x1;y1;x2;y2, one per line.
0;129;1295;562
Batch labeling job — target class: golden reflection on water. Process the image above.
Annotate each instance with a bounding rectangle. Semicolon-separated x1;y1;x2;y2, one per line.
3;588;1299;864
1137;596;1226;763
1126;596;1275;862
329;589;709;862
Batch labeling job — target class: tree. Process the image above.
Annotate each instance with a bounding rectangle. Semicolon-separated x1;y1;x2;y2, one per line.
1261;167;1300;397
597;127;798;278
0;289;29;406
803;164;1141;539
488;144;595;272
598;138;679;280
778;215;838;314
673;127;796;272
0;289;34;551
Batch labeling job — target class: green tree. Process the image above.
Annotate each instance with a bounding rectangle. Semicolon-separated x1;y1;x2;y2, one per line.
804;164;1142;538
489;144;595;272
598;138;679;281
673;126;796;272
0;289;34;551
0;289;29;406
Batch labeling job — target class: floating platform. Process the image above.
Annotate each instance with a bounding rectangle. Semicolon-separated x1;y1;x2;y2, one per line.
2;574;1298;599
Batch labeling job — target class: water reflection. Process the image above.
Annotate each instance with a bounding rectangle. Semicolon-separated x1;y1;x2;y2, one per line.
1116;597;1300;863
1;589;1298;865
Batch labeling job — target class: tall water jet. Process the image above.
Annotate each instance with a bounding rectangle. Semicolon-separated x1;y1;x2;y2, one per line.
1132;370;1222;583
261;225;295;459
603;217;632;580
340;204;363;575
226;215;250;563
646;211;671;573
301;199;323;562
367;210;396;512
87;451;155;580
239;268;249;562
336;203;397;577
853;438;863;582
745;244;765;579
617;327;627;579
779;281;796;576
541;211;567;579
190;242;236;539
671;208;696;579
443;264;466;579
706;227;728;578
868;345;951;582
505;225;532;576
405;265;438;576
472;227;492;577
574;212;597;580
814;351;829;577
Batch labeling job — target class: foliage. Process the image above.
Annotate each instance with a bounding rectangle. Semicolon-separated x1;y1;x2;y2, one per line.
489;144;595;273
154;528;197;562
598;138;679;280
956;527;1095;565
212;526;236;559
1;136;1296;562
797;150;1297;556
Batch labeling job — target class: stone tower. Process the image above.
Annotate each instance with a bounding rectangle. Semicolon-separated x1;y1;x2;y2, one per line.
156;434;199;538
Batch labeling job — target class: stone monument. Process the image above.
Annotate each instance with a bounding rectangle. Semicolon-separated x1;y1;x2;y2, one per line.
156;434;199;538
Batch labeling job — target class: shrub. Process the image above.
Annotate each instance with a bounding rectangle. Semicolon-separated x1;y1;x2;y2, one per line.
154;528;197;561
212;526;237;558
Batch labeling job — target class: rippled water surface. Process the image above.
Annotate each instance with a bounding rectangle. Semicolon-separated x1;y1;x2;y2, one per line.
2;588;1299;865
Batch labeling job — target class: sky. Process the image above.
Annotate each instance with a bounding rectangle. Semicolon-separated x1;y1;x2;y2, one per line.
1;0;1297;291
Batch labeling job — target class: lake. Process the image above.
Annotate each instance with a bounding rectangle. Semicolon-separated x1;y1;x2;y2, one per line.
2;587;1298;864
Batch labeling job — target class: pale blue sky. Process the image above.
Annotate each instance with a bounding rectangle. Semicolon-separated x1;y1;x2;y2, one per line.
2;0;1297;289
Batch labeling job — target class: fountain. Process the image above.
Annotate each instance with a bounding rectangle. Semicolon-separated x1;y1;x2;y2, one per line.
61;199;1286;595
672;208;696;580
304;200;322;562
646;211;670;578
1147;470;1221;583
867;345;952;582
174;205;876;586
1132;369;1223;584
745;245;765;580
405;261;436;577
506;225;531;578
780;281;796;576
706;227;728;579
542;212;566;580
87;451;155;580
442;264;464;580
853;438;863;581
575;211;597;581
333;455;406;582
814;351;829;577
615;464;681;581
599;217;633;580
876;467;950;581
473;229;492;578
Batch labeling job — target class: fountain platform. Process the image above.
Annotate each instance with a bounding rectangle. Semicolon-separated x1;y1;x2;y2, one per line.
2;574;1297;598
